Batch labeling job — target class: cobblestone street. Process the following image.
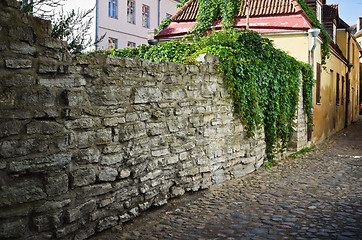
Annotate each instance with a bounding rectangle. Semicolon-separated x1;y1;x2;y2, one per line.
93;118;362;240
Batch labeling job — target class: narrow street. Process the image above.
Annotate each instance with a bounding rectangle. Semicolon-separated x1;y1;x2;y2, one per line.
93;118;362;240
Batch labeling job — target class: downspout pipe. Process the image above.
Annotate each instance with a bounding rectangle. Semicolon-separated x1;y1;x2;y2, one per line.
95;0;99;50
345;28;353;127
307;28;320;141
158;0;161;26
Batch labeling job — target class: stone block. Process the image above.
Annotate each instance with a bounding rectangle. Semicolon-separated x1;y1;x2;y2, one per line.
9;27;34;43
38;75;86;88
65;118;100;130
146;122;167;136
56;222;80;239
75;148;100;163
5;58;32;69
20;87;56;107
70;167;96;188
133;87;162;104
119;122;146;141
101;154;123;165
151;148;169;157
95;128;112;145
32;215;51;232
9;153;72;173
103;117;126;127
97;216;119;232
44;172;68;196
78;183;112;197
1;73;35;87
65;200;96;223
0;120;22;137
171;186;185;197
35;199;71;213
164;89;186;101
232;163;255;178
0;218;26;239
99;167;118;182
10;41;36;55
26;121;63;135
119;169;131;179
0;180;46;207
88;86;130;106
64;89;88;107
125;112;138;122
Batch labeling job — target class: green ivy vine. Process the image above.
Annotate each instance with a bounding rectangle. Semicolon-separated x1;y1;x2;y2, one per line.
297;0;330;65
96;0;317;166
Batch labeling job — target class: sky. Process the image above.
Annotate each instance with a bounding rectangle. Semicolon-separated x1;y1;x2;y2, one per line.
328;0;362;26
56;0;361;26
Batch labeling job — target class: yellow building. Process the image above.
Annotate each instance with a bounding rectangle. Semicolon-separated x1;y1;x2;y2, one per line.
157;0;361;144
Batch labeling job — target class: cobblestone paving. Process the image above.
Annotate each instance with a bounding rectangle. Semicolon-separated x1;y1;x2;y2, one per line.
93;119;362;240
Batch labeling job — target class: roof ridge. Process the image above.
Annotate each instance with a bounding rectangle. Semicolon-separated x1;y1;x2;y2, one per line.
170;0;197;21
291;0;304;13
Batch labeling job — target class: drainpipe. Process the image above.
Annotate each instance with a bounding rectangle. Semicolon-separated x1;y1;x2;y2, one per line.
307;28;320;141
95;0;99;50
345;28;353;127
158;0;161;26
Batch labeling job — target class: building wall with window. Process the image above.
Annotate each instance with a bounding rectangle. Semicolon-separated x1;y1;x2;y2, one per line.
97;0;179;50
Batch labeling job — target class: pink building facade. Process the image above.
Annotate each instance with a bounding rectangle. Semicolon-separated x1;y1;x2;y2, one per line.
96;0;180;50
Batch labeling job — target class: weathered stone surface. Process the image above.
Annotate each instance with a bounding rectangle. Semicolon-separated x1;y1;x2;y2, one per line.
0;181;46;207
99;167;118;181
65;200;96;223
119;122;146;141
70;167;96;188
101;154;123;165
26;121;63;135
5;58;32;68
9;153;72;173
97;216;119;232
0;218;27;239
44;173;69;196
133;87;162;104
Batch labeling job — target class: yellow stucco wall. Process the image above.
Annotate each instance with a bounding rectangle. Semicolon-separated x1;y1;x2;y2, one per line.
266;30;360;144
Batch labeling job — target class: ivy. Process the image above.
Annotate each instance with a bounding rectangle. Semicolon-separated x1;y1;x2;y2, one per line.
297;0;330;65
191;0;241;35
97;28;315;166
157;17;171;34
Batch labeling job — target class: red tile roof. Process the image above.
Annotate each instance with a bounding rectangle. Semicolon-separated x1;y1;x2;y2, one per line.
170;0;304;22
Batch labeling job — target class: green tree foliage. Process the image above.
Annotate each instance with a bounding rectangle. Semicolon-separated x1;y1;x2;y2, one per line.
20;0;101;53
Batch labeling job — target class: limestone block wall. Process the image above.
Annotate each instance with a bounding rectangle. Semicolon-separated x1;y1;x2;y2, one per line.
0;1;266;239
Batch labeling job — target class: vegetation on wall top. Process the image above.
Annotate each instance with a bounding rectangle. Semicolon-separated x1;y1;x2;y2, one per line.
97;27;314;166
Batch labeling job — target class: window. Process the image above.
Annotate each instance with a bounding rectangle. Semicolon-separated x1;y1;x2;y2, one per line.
333;23;336;43
336;73;340;105
341;76;344;105
142;5;150;28
316;3;322;23
108;38;118;50
127;41;136;48
108;0;118;18
316;63;321;104
127;0;135;24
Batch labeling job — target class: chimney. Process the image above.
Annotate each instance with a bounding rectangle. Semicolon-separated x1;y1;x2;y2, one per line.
358;17;362;32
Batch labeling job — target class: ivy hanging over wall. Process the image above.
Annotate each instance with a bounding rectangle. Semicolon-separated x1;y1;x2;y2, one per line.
97;0;317;166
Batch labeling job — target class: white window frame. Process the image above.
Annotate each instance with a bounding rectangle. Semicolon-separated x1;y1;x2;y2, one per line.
127;41;136;48
108;0;118;19
127;0;136;24
142;4;150;28
108;38;118;50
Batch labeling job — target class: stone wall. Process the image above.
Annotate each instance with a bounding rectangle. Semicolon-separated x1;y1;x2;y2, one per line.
0;1;266;239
